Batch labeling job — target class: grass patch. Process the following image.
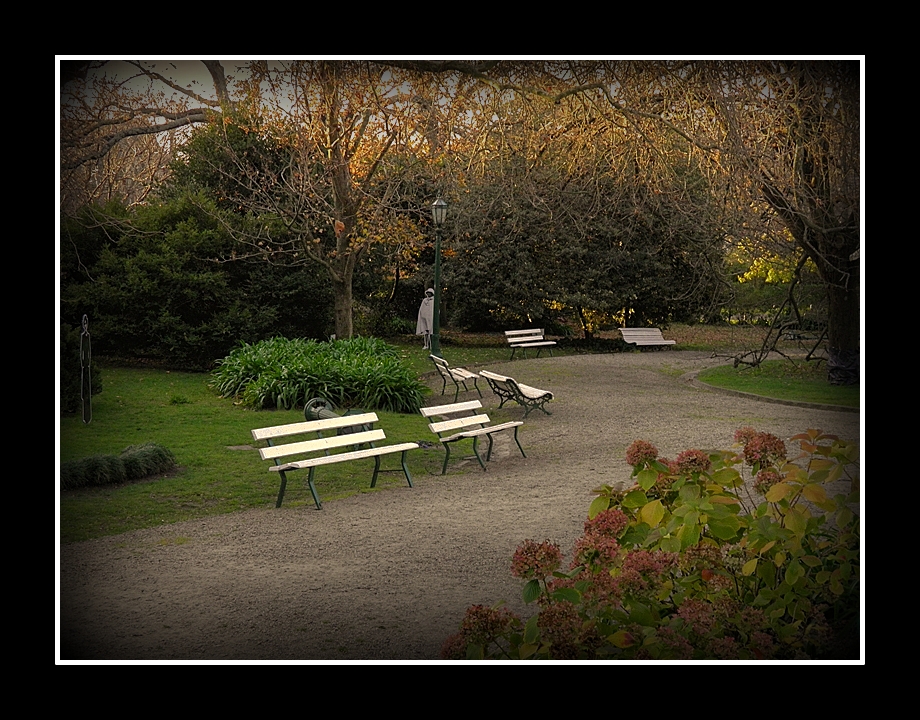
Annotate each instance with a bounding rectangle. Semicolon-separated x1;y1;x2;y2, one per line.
697;359;860;408
59;366;450;543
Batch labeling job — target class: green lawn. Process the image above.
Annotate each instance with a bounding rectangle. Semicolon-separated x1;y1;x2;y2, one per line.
58;366;462;543
696;359;860;408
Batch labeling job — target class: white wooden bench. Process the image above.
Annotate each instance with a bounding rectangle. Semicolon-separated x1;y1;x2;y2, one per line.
505;329;557;360
619;328;676;347
430;355;482;403
479;370;554;418
420;400;525;475
252;413;418;509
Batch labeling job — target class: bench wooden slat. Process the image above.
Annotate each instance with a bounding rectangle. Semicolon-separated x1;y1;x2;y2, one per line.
272;443;420;471
421;400;483;416
252;413;379;441
427;413;492;434
259;429;385;461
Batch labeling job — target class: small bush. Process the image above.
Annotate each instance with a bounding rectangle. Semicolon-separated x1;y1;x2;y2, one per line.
211;336;428;413
60;443;177;491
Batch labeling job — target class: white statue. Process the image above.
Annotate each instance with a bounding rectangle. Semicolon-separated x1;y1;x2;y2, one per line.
416;288;435;349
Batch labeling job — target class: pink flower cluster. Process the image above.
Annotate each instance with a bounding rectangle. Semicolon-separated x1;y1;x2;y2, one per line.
440;603;522;658
625;439;659;467
735;428;787;467
570;509;629;569
754;468;782;495
458;604;519;645
584;508;629;539
511;539;562;580
616;549;678;595
676;598;718;636
675;449;712;475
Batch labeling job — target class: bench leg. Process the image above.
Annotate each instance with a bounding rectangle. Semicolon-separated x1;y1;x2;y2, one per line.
453;381;460;403
512;426;527;458
441;443;452;475
276;469;289;508
400;450;414;488
306;467;323;509
473;379;483;398
370;455;382;488
471;436;487;471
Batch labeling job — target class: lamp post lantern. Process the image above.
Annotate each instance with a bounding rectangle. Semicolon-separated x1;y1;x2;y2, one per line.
430;197;448;357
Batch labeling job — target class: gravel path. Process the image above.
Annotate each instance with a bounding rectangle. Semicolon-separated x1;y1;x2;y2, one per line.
58;351;860;661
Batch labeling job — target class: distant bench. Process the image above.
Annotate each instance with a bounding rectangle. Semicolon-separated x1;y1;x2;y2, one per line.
421;400;526;475
252;414;418;509
505;329;557;360
619;328;675;347
479;370;554;418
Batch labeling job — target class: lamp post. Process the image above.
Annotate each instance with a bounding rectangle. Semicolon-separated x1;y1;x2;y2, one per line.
430;197;448;358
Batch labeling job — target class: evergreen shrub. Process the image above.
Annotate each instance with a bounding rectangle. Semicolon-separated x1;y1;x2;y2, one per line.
211;336;427;413
60;443;177;490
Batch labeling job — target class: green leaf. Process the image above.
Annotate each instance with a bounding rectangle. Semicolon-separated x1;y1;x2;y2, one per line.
836;507;855;529
765;482;793;502
588;495;610;519
522;579;542;604
784;508;808;536
523;613;540;644
466;643;485;660
708;515;742;540
784;560;805;586
660;535;681;553
637;468;658;491
802;483;827;503
623;489;650;508
677;522;700;549
639;499;666;527
518;643;538;659
552;587;582;604
711;467;743;488
610;630;636;648
742;558;758;576
627;601;655;627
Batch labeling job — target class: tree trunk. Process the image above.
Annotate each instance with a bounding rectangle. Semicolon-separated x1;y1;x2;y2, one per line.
824;253;860;386
332;275;354;340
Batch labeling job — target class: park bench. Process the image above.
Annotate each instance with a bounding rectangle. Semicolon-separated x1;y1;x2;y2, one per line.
619;328;676;347
505;329;557;360
478;370;554;418
251;413;418;510
420;399;526;475
430;355;483;403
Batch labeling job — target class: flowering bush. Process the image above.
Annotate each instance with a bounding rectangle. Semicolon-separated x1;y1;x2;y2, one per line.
442;429;859;660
